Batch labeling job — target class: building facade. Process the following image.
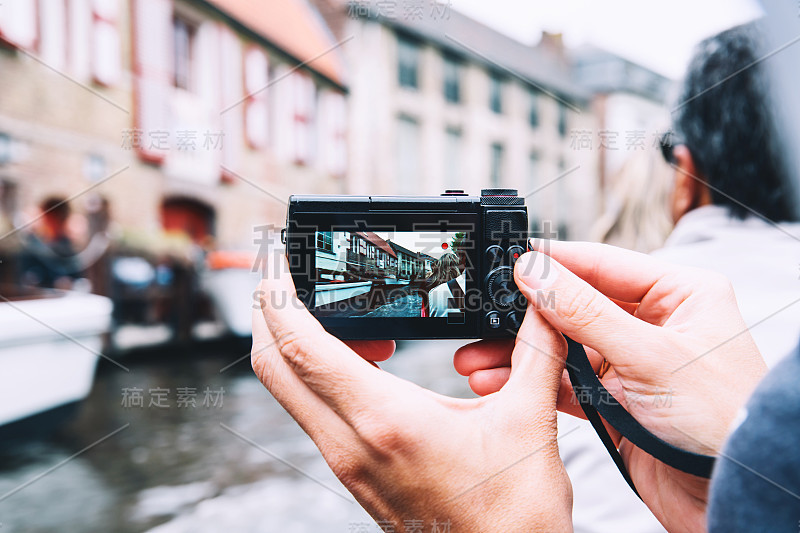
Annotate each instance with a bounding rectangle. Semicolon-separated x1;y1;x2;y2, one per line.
312;0;603;240
0;0;348;256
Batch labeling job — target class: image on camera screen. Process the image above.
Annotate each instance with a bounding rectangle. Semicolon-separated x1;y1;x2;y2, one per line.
313;230;468;319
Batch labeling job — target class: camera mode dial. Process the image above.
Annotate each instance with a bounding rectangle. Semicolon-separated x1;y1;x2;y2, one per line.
484;267;518;309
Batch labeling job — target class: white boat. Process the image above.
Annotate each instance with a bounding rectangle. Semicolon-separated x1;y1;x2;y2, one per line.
200;251;261;338
0;286;112;437
201;268;260;338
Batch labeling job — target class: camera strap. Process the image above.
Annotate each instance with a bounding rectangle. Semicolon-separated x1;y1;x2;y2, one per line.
563;336;716;499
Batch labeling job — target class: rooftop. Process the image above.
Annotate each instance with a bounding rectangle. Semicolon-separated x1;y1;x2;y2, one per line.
203;0;347;88
357;231;397;257
348;0;590;105
387;240;419;258
572;44;676;103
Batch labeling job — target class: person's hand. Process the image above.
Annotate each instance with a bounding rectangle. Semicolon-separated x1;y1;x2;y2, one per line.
251;252;574;532
454;239;768;533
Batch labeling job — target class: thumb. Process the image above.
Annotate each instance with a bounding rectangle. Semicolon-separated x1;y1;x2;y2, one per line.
513;250;658;371
500;306;567;409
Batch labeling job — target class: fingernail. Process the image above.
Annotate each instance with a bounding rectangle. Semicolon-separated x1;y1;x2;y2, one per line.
527;238;550;252
516;251;559;289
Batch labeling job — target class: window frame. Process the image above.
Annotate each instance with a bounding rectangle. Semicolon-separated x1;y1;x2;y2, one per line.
397;33;420;90
442;54;461;104
489;73;504;114
317;231;334;253
490;142;504;187
529;89;540;128
172;15;197;91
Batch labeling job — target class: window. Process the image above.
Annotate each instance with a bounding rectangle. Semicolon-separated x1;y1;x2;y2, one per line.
444;127;462;189
0;180;18;224
556;158;569;239
319;90;347;176
173;16;196;90
443;55;461;103
397;116;420;194
0;133;11;165
317;232;333;252
558;103;568;137
489;73;503;114
397;35;420;89
529;90;539;128
40;0;68;71
490;143;504;187
92;0;122;85
293;73;316;164
0;1;37;49
527;152;541;229
244;47;269;149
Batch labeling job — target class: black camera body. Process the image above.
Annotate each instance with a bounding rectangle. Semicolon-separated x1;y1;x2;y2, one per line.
284;189;528;340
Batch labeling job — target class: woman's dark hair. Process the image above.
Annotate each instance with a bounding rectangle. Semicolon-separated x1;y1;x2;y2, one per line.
674;23;798;222
40;197;70;223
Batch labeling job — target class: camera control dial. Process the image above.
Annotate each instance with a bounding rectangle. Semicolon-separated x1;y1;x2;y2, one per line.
484;267;519;309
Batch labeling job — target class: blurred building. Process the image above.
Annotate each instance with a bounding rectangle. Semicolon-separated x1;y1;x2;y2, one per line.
572;45;675;195
0;0;676;251
311;0;602;239
0;0;348;252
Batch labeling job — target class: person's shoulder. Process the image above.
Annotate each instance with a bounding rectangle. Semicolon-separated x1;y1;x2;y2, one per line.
708;344;800;531
429;282;447;295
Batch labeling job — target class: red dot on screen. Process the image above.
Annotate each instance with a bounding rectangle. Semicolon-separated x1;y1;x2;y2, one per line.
513;253;519;259
442;243;448;249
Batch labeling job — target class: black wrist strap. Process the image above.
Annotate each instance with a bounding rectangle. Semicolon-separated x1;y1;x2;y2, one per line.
564;336;716;498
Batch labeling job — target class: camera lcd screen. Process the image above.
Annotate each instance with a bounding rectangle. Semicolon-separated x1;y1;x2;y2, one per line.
313;230;467;320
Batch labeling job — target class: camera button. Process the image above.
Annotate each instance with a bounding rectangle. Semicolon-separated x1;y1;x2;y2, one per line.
507;245;525;264
486;311;502;329
505;311;523;331
485;245;504;265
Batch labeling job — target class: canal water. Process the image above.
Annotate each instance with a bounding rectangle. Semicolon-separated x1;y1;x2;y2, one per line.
0;339;474;533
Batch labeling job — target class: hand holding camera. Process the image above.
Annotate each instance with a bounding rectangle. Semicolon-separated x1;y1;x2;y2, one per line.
455;239;768;532
253;197;767;531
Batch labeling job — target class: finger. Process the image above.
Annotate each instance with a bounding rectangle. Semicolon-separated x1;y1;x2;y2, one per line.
585;346;606;374
467;367;511;396
556;369;586;419
555;369;623;447
514;251;661;371
259;255;400;427
251;306;357;449
611;298;638;316
345;340;396;362
529;239;674;303
501;307;568;409
556;345;609;415
453;339;514;376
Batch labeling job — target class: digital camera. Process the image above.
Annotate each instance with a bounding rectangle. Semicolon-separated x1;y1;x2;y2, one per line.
283;189;528;340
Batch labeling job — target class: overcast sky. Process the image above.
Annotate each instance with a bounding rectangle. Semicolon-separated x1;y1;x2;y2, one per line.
451;0;763;79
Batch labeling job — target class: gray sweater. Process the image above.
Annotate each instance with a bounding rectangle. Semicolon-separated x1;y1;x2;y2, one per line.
708;343;800;531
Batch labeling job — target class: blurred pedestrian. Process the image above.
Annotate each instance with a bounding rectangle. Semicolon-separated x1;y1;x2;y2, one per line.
590;147;674;253
19;197;82;288
654;23;800;364
567;23;800;533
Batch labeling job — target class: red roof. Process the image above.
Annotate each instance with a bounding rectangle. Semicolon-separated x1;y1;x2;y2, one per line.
357;232;397;258
206;0;347;87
